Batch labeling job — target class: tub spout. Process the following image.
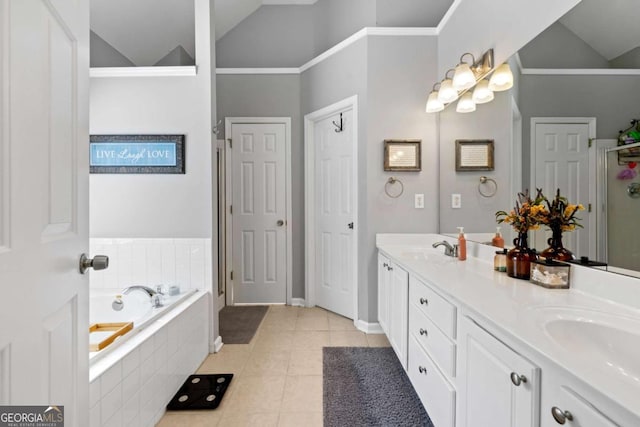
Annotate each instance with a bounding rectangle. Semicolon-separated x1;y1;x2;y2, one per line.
122;286;163;308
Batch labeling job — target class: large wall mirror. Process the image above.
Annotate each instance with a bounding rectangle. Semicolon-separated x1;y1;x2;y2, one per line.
439;0;640;277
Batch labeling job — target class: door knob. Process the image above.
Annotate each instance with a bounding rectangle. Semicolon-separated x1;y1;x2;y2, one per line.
79;254;109;274
510;372;527;386
347;222;354;229
551;407;573;424
277;219;285;227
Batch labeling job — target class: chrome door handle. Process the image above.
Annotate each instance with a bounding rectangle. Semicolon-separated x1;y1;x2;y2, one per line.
79;254;109;274
277;219;285;227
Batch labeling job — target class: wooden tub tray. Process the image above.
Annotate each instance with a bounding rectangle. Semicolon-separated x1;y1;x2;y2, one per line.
89;322;133;352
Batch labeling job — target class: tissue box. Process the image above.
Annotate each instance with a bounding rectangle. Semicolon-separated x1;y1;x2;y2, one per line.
530;258;570;289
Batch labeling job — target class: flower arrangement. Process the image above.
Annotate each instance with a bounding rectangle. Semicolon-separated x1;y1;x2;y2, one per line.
495;189;546;233
538;188;584;232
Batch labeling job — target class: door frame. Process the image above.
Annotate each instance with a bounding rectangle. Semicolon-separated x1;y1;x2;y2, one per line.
530;117;596;258
224;117;293;305
304;95;359;320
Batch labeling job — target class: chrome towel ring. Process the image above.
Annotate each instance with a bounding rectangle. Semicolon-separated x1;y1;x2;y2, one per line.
385;177;404;198
478;176;497;198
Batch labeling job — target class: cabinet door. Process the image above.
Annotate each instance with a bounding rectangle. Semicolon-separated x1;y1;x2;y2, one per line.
458;316;540;427
388;263;409;369
542;383;620;427
377;253;390;335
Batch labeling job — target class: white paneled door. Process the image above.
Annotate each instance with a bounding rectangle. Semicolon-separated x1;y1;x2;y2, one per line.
532;120;594;258
314;109;355;319
0;1;89;426
230;123;287;304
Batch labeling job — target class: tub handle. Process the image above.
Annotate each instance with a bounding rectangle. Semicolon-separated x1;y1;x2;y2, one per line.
79;254;109;274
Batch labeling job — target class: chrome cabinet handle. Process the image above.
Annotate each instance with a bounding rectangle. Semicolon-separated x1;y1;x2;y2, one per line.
551;407;573;424
418;366;427;374
419;328;428;336
387;265;393;271
419;297;428;305
510;372;527;386
79;254;109;274
277;219;285;227
383;263;388;268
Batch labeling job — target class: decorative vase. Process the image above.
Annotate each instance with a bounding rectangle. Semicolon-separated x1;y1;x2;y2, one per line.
506;232;537;280
540;227;574;261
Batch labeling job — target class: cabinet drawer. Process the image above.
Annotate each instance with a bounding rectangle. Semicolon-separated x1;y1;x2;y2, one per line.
408;334;455;427
410;304;456;378
410;275;457;339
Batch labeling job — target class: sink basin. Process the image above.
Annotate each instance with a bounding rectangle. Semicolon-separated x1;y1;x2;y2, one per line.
533;307;640;386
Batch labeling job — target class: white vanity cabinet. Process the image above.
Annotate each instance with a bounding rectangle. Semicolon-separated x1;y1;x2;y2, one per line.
377;253;409;368
408;275;457;427
457;315;540;427
541;372;621;427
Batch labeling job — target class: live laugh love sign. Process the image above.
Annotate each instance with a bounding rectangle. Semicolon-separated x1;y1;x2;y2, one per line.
89;134;185;174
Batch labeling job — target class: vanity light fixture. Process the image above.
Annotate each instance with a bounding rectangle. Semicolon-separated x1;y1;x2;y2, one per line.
472;79;494;104
425;83;444;113
437;69;459;104
456;92;476;113
452;53;476;91
488;63;514;91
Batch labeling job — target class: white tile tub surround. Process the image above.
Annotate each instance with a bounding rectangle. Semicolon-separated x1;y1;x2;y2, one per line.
89;238;212;292
89;291;209;427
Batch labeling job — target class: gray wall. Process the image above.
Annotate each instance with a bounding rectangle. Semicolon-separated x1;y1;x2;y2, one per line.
216;74;304;298
519;74;640;188
90;31;135;67
610;47;640;69
216;0;450;68
518;22;609;69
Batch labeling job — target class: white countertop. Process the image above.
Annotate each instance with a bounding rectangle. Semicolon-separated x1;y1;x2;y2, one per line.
377;233;640;421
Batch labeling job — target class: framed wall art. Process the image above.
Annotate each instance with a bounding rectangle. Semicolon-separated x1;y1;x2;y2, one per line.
384;139;421;172
455;139;494;171
90;134;185;174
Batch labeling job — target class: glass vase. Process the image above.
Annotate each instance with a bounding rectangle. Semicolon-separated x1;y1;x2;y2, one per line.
540;227;574;261
506;232;537;280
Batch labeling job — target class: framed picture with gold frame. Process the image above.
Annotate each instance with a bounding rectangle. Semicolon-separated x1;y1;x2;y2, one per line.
384;139;421;172
455;139;494;171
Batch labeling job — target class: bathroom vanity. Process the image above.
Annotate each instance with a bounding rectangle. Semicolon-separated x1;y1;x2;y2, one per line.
377;234;640;427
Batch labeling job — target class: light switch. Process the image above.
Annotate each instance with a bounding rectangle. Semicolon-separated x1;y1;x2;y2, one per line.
451;193;462;209
415;194;424;209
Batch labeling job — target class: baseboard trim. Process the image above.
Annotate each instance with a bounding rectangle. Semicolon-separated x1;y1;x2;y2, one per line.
355;320;384;334
290;298;306;307
211;335;224;353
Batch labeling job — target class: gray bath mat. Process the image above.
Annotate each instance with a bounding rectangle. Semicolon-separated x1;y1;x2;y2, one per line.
219;305;268;344
323;347;434;427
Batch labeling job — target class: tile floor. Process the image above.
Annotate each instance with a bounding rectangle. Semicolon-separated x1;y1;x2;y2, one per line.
156;305;390;427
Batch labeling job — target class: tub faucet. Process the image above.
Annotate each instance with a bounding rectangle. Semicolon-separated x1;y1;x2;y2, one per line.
432;241;458;257
122;285;163;308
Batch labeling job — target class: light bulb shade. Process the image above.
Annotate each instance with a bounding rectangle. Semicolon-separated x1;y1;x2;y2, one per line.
456;92;476;113
425;91;444;113
437;79;458;104
472;79;494;104
488;63;514;91
452;62;475;91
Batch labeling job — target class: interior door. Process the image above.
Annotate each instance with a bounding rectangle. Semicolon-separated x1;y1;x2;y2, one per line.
230;123;287;304
314;109;355;319
532;121;593;258
0;1;89;426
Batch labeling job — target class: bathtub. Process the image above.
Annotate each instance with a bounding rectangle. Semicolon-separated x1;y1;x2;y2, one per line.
89;288;195;360
89;288;209;427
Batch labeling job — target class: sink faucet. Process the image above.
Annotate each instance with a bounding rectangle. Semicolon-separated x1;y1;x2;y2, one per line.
122;285;164;308
432;241;458;257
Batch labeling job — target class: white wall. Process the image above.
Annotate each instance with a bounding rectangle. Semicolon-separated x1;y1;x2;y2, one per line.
90;1;214;239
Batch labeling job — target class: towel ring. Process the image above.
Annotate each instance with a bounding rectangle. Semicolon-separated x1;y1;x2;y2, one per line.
385;177;404;198
478;176;497;198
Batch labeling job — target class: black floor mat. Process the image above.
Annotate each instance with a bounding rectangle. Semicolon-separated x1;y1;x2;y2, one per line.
166;374;233;410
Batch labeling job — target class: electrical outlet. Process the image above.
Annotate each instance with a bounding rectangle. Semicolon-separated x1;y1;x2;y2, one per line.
415;194;424;209
451;193;462;209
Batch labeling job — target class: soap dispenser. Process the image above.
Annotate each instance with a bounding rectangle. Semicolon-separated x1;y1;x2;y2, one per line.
492;226;504;248
457;227;467;261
